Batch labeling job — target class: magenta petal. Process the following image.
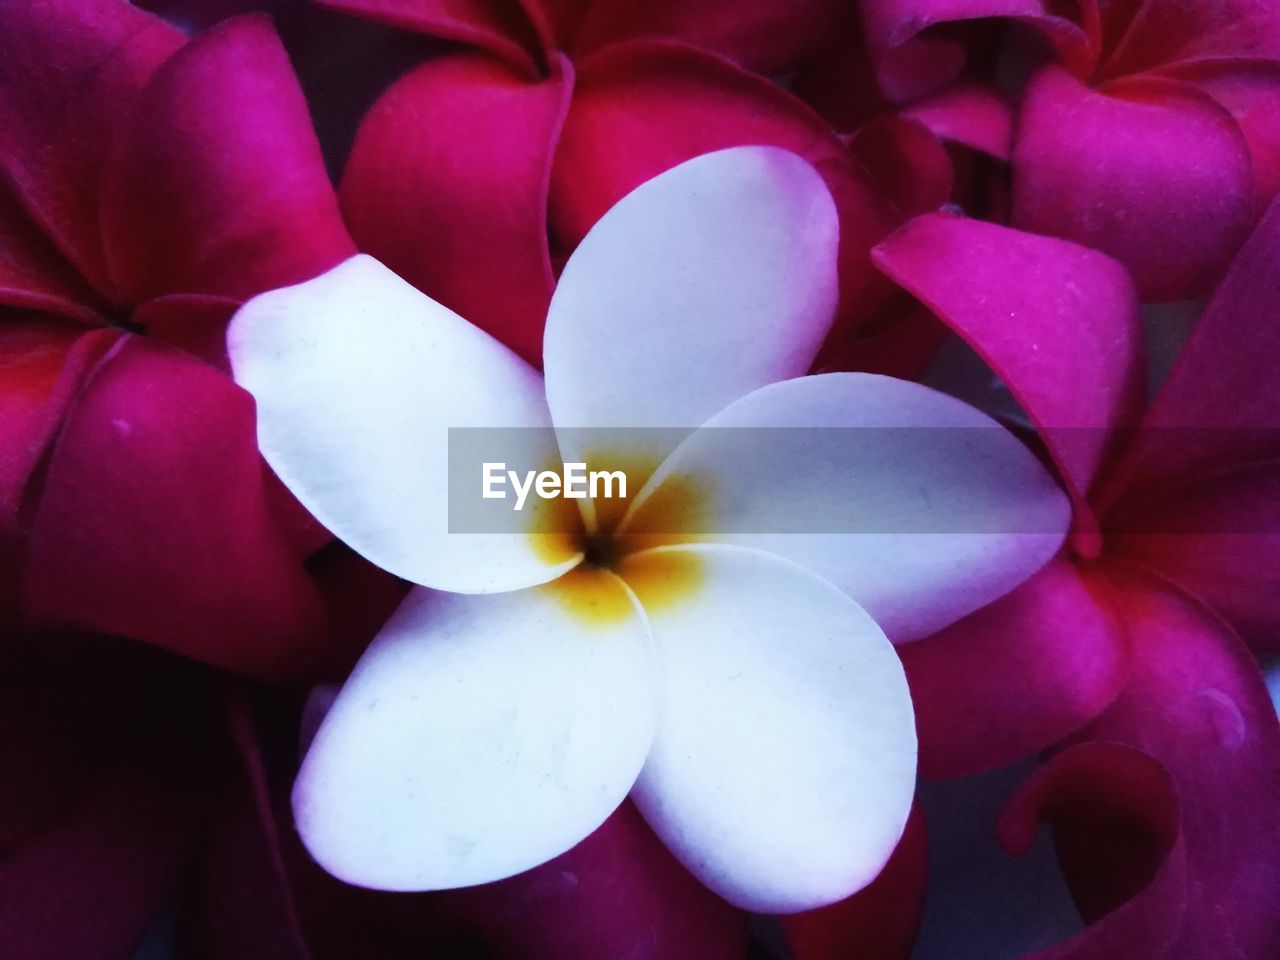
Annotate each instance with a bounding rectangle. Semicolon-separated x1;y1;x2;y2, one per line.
902;84;1014;160
858;0;1090;102
1107;197;1280;491
423;804;747;959
0;0;182;295
0;651;205;960
1103;0;1280;78
901;558;1130;780
780;806;927;960
873;212;1143;521
0;185;101;321
340;51;570;365
1013;66;1254;301
851;116;955;218
175;694;311;960
997;742;1188;960
313;0;544;74
1171;61;1280;210
570;0;847;74
23;337;328;680
296;802;748;960
1107;460;1280;655
554;41;898;343
1071;569;1280;956
99;15;354;304
0;323;117;525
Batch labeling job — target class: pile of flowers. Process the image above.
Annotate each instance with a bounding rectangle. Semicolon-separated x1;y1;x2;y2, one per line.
2;1;1278;958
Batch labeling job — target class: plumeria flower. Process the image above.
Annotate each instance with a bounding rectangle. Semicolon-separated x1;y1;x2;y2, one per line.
229;146;1068;912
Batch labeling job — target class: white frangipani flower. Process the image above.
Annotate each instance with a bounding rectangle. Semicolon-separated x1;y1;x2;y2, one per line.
228;146;1069;913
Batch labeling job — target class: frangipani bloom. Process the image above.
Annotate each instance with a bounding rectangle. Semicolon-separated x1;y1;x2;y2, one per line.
229;146;1068;912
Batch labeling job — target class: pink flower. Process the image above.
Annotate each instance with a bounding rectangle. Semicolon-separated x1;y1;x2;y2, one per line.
876;201;1280;958
824;0;1280;299
0;4;356;677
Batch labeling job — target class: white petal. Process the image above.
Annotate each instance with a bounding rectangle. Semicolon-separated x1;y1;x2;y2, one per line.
228;255;581;593
621;372;1070;640
618;544;917;913
544;146;839;479
294;575;657;891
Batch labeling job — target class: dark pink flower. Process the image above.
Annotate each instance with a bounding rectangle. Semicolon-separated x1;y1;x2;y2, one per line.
303;0;899;365
824;0;1280;299
0;2;355;677
873;199;1280;957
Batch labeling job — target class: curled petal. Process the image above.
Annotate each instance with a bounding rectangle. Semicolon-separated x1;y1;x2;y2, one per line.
997;742;1188;960
902;558;1130;779
1070;568;1280;956
341;52;570;365
622;545;917;912
294;580;657;891
100;15;354;303
874;212;1143;523
858;0;1091;102
1012;66;1254;301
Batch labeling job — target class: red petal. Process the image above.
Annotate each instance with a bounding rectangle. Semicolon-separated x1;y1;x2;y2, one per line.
1012;66;1254;301
1104;197;1280;493
340;51;571;365
857;0;1091;102
0;646;206;960
1101;0;1280;78
99;15;354;304
1069;568;1280;957
902;84;1014;160
570;0;848;74
428;804;747;959
553;40;898;344
0;322;117;524
292;803;747;960
313;0;544;75
851;116;955;218
780;805;927;960
23;337;329;680
0;184;101;321
1170;61;1280;210
175;693;312;960
902;558;1130;779
873;212;1143;526
0;0;183;295
1107;460;1280;654
996;742;1188;960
